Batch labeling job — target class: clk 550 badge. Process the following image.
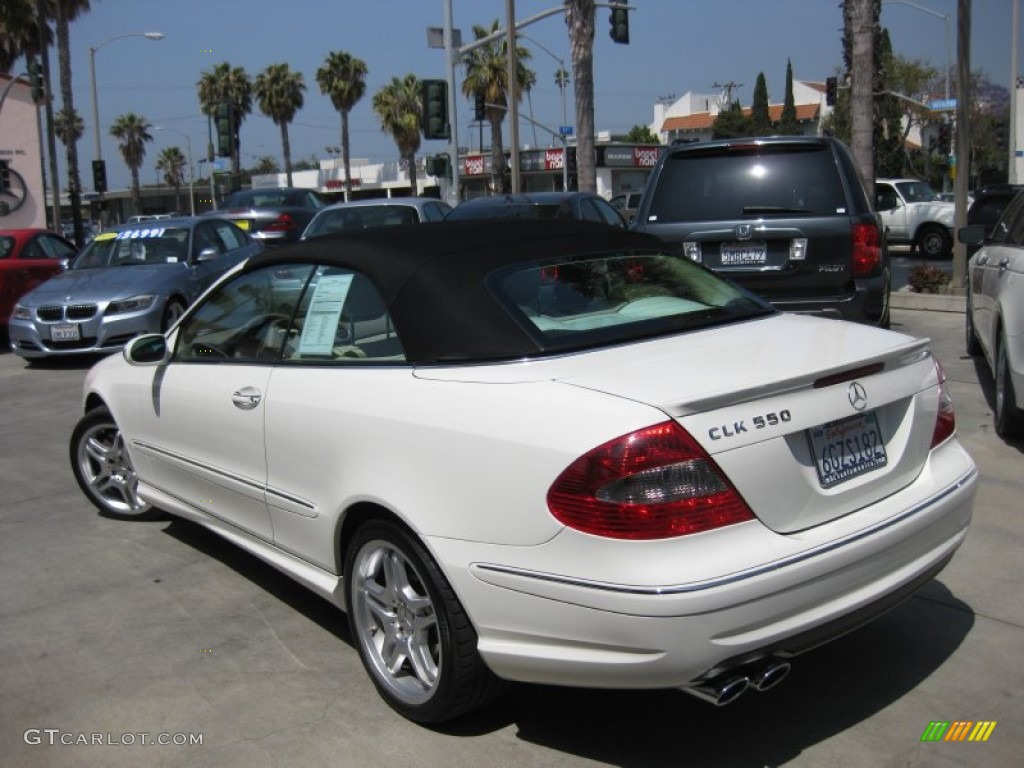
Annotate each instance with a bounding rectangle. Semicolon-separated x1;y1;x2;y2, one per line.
709;409;792;440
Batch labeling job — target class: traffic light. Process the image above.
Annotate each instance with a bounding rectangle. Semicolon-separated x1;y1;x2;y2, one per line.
215;101;236;158
993;119;1008;148
609;3;630;44
0;160;10;192
421;79;449;140
937;123;951;154
27;58;43;102
825;76;837;106
425;153;450;178
91;159;107;194
474;93;486;122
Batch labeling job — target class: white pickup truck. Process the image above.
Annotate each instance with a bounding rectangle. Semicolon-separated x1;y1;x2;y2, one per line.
874;178;955;258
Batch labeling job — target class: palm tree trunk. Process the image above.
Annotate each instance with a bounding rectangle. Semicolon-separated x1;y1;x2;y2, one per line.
55;8;85;245
174;183;182;213
489;111;506;193
341;112;352;201
849;0;875;187
131;167;141;216
280;122;293;187
406;151;418;195
568;0;596;193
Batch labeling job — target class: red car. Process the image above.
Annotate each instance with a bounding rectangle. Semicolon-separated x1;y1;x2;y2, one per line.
0;229;78;328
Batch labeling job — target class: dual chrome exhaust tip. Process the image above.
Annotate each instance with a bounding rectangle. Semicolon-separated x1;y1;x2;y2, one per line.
683;659;792;706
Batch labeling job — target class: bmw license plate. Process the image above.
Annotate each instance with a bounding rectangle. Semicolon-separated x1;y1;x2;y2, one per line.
808;411;887;488
50;323;80;341
720;241;767;266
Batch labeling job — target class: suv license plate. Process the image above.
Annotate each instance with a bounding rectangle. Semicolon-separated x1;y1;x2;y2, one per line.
720;241;767;266
51;323;80;341
808;411;887;488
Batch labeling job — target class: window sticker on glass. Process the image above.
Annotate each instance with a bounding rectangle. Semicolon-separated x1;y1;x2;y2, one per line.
298;273;353;356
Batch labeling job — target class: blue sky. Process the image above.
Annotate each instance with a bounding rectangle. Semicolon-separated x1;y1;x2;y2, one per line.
49;0;1021;190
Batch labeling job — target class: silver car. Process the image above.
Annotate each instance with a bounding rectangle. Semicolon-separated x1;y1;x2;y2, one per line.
301;196;452;240
8;217;261;359
962;192;1024;436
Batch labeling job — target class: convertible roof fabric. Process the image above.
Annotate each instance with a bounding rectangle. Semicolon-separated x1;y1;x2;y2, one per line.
246;219;665;363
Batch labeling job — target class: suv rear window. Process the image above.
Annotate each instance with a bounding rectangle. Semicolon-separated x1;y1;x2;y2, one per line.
647;144;847;221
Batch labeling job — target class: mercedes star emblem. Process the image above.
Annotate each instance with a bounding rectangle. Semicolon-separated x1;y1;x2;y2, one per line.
848;381;868;411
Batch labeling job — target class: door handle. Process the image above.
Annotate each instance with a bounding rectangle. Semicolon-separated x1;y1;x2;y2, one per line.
231;386;262;410
998;258;1010;272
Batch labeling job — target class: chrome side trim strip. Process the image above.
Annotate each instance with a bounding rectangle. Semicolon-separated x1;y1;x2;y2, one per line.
474;467;977;596
133;440;265;493
133;440;316;513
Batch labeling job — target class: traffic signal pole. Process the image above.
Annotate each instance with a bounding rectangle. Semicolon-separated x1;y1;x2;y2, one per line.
444;0;460;205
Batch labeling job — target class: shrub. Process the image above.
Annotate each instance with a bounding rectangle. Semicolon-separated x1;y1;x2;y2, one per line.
907;264;952;294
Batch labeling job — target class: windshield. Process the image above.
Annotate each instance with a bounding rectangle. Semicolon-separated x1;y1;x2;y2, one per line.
71;227;190;269
492;249;772;353
305;206;419;237
895;181;940;203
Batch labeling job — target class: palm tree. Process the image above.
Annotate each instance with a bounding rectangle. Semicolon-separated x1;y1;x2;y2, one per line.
156;146;187;212
197;62;252;178
110;113;152;216
52;0;91;245
372;74;422;196
565;0;596;193
54;106;83;147
253;63;305;187
461;20;534;194
0;0;48;71
316;51;367;200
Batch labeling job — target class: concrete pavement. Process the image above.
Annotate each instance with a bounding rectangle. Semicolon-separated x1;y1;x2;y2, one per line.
0;307;1021;768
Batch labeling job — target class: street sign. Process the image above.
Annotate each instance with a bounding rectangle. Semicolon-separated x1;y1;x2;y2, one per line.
559;125;574;136
928;98;957;111
213;158;228;172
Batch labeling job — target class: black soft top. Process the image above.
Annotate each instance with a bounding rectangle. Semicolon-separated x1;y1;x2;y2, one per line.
245;219;666;363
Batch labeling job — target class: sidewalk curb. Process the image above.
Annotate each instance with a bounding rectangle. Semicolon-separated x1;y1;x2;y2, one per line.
891;292;965;313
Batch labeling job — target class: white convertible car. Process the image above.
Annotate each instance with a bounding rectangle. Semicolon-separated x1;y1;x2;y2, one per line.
70;220;977;723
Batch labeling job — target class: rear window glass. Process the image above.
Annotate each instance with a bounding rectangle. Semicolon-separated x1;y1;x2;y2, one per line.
492;249;771;351
305;206;419;237
648;145;847;221
447;203;565;221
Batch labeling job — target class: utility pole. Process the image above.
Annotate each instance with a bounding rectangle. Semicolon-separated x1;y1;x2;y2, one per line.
712;81;743;109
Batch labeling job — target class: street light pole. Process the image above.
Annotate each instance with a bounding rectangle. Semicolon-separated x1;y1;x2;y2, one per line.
518;31;571;191
88;32;164;163
884;1;950;99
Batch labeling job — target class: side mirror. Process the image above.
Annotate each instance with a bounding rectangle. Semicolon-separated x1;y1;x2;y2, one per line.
197;247;220;262
958;225;985;247
123;334;169;365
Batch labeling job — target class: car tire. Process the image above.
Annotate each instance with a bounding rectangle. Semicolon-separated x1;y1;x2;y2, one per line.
917;225;952;259
994;333;1024;438
344;519;505;723
965;288;982;356
70;406;159;520
162;298;186;331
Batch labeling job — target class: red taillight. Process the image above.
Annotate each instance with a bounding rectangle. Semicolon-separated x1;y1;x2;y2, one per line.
852;221;881;277
931;360;956;447
265;214;297;232
547;421;755;540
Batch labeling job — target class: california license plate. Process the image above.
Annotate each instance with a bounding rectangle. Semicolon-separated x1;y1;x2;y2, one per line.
808;411;887;488
720;241;767;266
50;323;80;341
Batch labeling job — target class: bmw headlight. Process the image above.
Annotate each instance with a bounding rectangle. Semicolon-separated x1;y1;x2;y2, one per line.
11;304;32;320
107;295;157;315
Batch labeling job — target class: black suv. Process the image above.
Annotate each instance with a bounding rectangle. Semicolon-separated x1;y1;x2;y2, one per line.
632;136;890;326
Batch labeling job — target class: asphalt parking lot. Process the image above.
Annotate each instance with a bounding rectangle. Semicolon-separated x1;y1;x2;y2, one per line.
1;307;1021;768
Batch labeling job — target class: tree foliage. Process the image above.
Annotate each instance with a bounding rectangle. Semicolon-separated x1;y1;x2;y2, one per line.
778;59;800;135
712;101;752;139
254;63;305;187
750;72;771;135
373;74;422;195
316;51;368;198
110;113;152;215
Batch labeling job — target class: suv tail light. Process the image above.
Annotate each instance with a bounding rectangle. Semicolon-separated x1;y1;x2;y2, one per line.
931;360;956;447
547;421;755;539
851;221;881;277
265;214;297;232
